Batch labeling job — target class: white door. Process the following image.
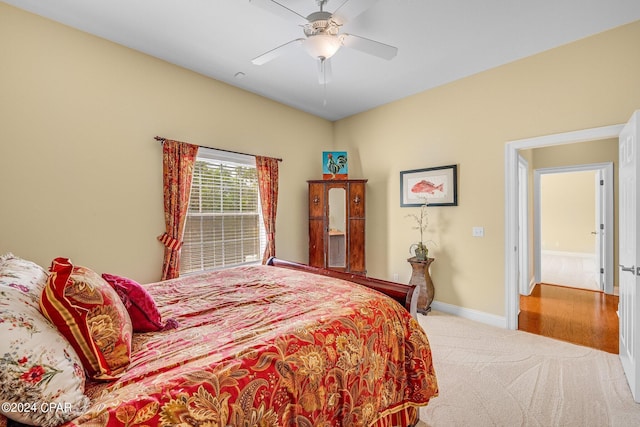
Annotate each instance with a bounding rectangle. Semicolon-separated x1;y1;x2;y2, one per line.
619;110;640;402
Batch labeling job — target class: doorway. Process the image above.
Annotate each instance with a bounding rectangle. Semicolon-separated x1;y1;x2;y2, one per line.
514;144;616;350
534;162;614;293
539;170;599;290
504;124;624;330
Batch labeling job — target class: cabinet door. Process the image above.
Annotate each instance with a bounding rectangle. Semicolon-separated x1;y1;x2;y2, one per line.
309;183;325;218
349;218;366;274
309;219;325;268
349;182;365;218
348;182;366;274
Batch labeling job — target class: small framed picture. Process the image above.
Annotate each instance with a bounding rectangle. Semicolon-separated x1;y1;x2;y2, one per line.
322;151;348;180
400;164;458;207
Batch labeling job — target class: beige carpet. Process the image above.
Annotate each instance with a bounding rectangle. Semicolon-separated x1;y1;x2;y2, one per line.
415;311;640;427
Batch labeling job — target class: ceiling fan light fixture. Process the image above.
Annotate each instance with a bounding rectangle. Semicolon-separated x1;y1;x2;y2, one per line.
303;34;341;60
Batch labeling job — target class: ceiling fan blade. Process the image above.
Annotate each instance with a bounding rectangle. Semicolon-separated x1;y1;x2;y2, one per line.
248;0;307;24
251;38;305;65
317;58;333;84
341;34;398;60
332;0;380;24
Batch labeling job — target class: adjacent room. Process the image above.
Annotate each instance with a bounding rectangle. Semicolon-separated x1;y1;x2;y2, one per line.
2;0;640;425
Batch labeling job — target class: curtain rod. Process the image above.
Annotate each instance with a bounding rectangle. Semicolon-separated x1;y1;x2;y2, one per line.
154;136;282;162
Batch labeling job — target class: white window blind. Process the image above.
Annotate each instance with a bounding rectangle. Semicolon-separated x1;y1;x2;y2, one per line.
180;147;266;275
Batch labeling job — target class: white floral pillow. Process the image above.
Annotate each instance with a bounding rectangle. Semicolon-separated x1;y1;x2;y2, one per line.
0;253;46;309
0;254;90;427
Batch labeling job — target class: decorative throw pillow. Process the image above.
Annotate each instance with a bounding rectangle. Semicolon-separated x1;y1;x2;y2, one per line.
0;253;47;309
39;257;133;381
101;273;178;332
0;254;90;427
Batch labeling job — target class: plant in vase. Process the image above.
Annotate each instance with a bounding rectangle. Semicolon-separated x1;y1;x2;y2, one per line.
406;201;436;261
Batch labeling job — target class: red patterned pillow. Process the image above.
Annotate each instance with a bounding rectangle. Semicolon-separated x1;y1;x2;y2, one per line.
102;273;177;332
39;258;133;381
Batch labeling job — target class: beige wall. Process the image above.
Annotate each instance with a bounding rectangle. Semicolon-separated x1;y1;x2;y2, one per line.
2;3;639;318
540;171;596;253
0;3;332;283
334;21;640;316
533;138;619;170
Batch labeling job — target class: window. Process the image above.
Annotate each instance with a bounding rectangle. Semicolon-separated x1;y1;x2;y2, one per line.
180;148;266;275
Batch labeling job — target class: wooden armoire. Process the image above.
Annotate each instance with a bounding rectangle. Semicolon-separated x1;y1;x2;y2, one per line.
308;179;367;274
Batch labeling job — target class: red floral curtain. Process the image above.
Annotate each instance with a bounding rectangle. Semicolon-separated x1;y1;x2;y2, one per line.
158;140;199;280
256;156;279;264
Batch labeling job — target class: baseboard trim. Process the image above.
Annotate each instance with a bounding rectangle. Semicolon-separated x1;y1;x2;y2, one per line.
528;277;536;295
430;300;507;329
541;249;596;259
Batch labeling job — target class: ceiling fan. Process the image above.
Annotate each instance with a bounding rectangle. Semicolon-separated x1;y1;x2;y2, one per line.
249;0;398;84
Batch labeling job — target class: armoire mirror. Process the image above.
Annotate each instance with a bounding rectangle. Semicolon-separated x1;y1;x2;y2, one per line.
328;187;346;268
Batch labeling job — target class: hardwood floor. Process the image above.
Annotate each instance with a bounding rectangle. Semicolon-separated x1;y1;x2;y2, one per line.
518;283;619;354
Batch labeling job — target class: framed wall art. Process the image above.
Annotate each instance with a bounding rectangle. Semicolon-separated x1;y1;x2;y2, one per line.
400;164;458;207
322;151;348;180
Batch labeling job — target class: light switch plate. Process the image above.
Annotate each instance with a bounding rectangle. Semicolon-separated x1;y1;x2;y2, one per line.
472;226;484;237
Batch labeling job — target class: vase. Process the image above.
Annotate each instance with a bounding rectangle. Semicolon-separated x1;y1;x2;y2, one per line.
410;243;428;261
407;256;435;315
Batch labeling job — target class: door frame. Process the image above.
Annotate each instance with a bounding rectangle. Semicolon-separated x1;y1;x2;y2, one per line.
504;124;624;330
533;162;614;293
518;156;531;295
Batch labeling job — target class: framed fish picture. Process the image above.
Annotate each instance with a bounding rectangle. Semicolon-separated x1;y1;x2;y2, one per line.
322;151;348;180
400;164;458;207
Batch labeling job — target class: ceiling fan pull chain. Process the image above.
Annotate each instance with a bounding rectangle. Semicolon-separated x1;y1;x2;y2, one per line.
323;64;328;106
323;82;328;107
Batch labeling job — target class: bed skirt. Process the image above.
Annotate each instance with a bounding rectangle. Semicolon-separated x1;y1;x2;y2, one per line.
372;406;419;427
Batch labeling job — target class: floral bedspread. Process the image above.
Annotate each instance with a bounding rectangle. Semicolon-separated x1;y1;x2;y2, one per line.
67;265;438;427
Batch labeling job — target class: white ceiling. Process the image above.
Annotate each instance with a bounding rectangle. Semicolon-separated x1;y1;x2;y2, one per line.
4;0;640;121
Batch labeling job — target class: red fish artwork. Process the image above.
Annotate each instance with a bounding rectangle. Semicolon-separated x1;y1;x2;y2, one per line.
411;179;443;195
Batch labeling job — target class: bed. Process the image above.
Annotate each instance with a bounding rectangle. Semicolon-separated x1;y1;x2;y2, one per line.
0;254;438;427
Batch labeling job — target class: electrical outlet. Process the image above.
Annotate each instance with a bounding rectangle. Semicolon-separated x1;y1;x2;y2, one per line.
393;273;399;281
472;226;484;237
